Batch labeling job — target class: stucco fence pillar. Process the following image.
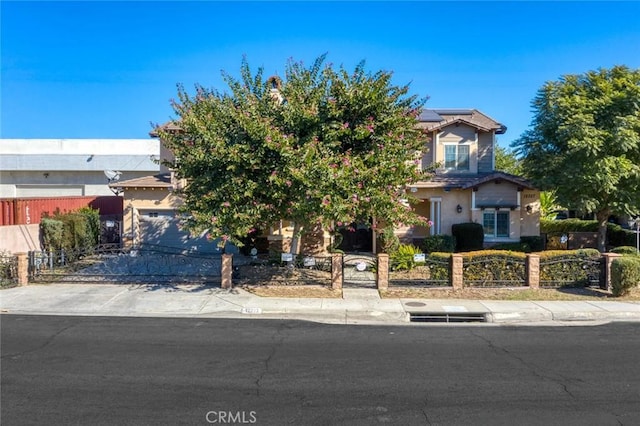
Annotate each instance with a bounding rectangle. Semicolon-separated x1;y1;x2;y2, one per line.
221;254;233;289
16;253;29;286
376;254;389;290
451;254;463;290
601;253;622;291
525;254;540;289
331;254;343;290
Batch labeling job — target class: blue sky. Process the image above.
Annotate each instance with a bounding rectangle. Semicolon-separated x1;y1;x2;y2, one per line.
2;1;640;148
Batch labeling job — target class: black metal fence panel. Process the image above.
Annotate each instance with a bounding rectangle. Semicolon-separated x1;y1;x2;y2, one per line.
463;254;527;287
233;253;333;286
389;255;450;287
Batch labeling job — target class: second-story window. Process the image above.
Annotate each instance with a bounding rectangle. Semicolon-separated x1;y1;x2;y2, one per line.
444;144;469;171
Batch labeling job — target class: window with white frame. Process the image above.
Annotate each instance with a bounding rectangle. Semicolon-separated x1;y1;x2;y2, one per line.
444;144;469;171
483;210;510;238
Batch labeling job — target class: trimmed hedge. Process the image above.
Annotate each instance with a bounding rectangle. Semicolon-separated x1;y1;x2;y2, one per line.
40;208;100;257
521;236;545;252
611;256;640;296
610;246;639;256
421;235;456;253
452;222;484;252
541;219;635;248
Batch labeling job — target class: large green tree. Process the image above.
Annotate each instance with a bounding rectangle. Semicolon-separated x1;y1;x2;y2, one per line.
158;55;431;252
494;145;522;175
512;65;640;251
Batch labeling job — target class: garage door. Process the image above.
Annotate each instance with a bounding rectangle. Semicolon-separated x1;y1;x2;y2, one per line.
138;210;223;253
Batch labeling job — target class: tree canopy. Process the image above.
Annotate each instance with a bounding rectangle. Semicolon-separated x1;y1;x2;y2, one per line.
512;65;640;251
158;55;432;250
494;145;522;175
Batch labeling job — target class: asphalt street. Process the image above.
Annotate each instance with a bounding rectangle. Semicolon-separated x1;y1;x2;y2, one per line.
2;315;640;425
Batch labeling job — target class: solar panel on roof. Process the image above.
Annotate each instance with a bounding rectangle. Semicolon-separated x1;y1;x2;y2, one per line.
417;109;443;122
433;109;473;115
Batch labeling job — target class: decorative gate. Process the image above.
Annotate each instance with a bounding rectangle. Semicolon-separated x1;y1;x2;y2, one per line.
342;254;377;288
28;245;222;284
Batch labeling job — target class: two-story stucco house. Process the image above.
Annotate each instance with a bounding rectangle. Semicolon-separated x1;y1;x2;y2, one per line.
400;109;540;246
119;108;540;253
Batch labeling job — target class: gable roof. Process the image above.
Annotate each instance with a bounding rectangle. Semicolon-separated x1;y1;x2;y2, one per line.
417;109;507;134
109;173;173;189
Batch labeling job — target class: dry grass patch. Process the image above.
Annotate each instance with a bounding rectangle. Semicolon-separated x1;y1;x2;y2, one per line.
240;285;342;298
380;286;640;301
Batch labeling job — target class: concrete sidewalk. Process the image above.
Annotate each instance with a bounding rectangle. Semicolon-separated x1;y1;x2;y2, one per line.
1;284;640;325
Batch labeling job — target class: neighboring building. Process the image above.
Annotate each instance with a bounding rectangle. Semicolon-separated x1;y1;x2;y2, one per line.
0;139;160;198
122;108;540;253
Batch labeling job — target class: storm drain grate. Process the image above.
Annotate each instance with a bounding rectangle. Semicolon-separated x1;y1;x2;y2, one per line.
409;312;487;323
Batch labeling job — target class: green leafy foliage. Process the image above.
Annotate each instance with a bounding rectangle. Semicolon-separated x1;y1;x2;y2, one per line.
610;246;639;256
611;256;640;296
494;146;522;175
376;227;400;254
489;242;531;252
520;236;545;252
421;234;456;253
541;219;635;248
158;54;432;251
538;249;602;287
39;209;100;257
452;222;484;252
389;243;422;271
512;66;640;251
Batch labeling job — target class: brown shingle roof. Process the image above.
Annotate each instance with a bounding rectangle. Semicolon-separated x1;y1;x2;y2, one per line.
109;173;173;189
417;109;507;134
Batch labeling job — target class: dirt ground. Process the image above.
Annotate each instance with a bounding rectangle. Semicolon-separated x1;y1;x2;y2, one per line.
241;284;640;301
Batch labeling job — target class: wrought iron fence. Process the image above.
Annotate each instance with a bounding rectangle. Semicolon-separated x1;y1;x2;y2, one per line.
463;254;527;287
233;253;333;286
0;253;18;288
28;245;222;284
389;255;450;287
539;256;602;288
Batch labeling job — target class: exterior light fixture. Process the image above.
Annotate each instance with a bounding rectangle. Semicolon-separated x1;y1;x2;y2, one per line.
456;204;463;214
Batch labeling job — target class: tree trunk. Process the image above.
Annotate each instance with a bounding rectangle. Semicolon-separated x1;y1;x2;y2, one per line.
596;211;609;253
289;222;303;255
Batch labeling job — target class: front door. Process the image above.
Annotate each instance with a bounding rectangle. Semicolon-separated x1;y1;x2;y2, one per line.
337;223;373;253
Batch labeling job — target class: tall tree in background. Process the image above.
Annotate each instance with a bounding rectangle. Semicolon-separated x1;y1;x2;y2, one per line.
158;55;431;252
494;146;522;175
512;65;640;251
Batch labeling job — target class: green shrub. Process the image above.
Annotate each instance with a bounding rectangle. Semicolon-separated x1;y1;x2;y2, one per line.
390;244;422;271
489;242;531;252
421;235;456;253
521;236;545;252
541;219;635;249
452;222;484;252
40;218;64;250
610;246;639;256
611;257;640;296
377;227;400;253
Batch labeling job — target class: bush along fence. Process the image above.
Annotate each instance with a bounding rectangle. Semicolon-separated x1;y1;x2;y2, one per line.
5;249;636;295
